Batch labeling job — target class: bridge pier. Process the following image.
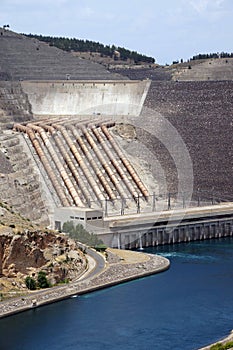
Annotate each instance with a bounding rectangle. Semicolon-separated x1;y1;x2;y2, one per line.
108;217;233;249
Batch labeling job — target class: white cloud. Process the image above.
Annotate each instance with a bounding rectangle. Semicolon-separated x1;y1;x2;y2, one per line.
184;0;232;23
188;0;225;14
189;0;208;14
80;6;94;18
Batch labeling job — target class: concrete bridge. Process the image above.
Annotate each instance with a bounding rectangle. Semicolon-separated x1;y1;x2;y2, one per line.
95;202;233;248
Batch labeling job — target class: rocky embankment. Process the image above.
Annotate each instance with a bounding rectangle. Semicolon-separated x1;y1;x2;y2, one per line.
0;210;86;295
0;248;169;319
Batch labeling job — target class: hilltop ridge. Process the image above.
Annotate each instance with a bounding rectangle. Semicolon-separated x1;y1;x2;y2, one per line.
0;28;124;81
112;57;233;81
25;33;155;67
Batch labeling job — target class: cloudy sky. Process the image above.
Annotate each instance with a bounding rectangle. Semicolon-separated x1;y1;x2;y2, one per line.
1;0;232;64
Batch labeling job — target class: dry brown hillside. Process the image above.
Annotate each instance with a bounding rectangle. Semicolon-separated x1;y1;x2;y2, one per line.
0;202;86;298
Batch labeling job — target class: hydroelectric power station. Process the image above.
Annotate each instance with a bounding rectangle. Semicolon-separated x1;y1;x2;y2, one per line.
1;28;233;248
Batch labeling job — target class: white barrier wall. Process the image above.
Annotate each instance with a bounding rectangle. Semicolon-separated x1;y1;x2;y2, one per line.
21;80;151;117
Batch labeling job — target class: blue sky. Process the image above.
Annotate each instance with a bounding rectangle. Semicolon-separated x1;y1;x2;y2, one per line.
1;0;233;64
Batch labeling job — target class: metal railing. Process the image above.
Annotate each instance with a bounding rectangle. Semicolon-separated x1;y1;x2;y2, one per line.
87;190;233;218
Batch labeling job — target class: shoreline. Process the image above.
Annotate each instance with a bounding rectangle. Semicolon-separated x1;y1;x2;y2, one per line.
0;249;169;319
1;247;232;350
198;330;233;350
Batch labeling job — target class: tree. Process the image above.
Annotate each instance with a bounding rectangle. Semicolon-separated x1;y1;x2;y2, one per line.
62;221;75;235
62;221;103;246
37;271;50;289
24;34;156;64
25;276;37;290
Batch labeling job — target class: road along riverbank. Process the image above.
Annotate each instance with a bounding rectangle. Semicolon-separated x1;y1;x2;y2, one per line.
0;248;169;319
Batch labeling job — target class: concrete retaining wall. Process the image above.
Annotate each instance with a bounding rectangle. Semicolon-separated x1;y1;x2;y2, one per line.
21;80;151;117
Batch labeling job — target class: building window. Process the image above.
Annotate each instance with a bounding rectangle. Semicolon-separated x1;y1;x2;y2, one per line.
55;221;61;231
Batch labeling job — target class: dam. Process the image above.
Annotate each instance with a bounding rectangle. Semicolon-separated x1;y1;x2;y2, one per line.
1;28;233;248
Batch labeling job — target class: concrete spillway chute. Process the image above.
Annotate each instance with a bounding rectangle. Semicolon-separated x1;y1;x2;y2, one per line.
20;80;151;117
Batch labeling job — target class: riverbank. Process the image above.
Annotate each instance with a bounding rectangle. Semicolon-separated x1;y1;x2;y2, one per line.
199;330;233;350
0;248;169;319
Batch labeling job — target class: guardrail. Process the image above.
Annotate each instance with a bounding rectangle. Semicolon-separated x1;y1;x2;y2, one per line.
88;190;233;218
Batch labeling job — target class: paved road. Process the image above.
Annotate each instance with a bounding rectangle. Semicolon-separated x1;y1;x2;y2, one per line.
81;247;106;280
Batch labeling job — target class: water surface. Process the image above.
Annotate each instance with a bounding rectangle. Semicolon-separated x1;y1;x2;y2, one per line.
0;237;232;350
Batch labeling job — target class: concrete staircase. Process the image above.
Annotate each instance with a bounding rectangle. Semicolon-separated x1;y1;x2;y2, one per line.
0;131;49;225
0;82;32;128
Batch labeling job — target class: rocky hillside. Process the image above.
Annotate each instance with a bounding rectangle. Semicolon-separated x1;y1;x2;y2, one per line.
111;57;233;82
25;33;155;67
0;203;86;296
172;58;233;81
110;65;172;81
0;28;124;81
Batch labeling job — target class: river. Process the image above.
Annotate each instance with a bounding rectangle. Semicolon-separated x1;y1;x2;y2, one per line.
0;237;233;350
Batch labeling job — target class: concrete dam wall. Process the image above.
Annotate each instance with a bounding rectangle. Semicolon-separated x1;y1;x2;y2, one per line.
21;80;151;117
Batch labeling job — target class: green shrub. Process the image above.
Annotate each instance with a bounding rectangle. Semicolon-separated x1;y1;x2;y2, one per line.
59;278;69;284
224;341;233;349
211;344;224;350
37;271;50;289
94;244;107;252
25;276;37;290
210;341;233;350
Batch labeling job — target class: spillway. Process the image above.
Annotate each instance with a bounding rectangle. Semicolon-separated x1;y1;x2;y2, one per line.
20;80;151;117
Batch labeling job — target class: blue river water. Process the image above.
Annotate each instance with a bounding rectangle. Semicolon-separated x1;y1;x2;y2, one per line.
0;237;233;350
